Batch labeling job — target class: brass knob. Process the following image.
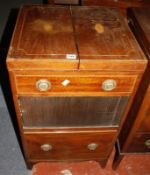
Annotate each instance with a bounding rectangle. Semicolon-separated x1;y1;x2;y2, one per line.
87;143;98;151
145;140;150;148
102;79;117;91
36;79;51;92
41;144;52;151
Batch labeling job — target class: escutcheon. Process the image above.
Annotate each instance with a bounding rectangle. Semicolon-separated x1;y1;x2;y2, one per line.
36;79;51;92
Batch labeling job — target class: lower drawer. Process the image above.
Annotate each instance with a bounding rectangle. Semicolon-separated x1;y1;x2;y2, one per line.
24;130;117;160
127;133;150;153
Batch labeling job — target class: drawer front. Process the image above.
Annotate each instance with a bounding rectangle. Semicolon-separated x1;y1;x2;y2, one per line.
15;74;136;95
127;133;150;153
24;130;117;160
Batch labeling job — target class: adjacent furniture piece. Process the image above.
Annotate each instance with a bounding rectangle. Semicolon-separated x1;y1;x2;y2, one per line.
47;0;80;5
82;0;150;8
46;0;150;19
6;5;147;168
113;7;150;169
47;0;150;8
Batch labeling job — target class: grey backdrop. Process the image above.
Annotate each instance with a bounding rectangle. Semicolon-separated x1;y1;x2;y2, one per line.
0;1;42;175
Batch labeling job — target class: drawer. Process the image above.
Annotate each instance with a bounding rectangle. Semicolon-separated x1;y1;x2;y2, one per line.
15;74;136;95
24;130;117;160
127;133;150;153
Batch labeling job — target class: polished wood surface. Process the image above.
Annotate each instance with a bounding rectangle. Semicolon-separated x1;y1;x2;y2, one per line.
6;5;147;168
72;7;144;60
118;8;150;152
72;7;146;71
9;6;77;59
54;0;79;4
117;66;150;151
83;0;150;8
15;73;137;95
127;133;150;152
24;130;117;160
7;6;78;70
7;58;146;71
48;0;79;4
113;7;150;169
137;87;150;132
7;6;146;71
47;0;150;7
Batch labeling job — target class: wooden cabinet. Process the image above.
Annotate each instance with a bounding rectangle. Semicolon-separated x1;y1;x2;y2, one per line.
126;86;150;153
113;7;150;169
82;0;150;8
6;5;147;168
47;0;150;6
47;0;79;5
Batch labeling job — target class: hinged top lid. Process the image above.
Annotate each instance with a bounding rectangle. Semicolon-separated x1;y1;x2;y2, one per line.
128;7;150;60
72;7;146;71
7;5;78;70
7;5;146;71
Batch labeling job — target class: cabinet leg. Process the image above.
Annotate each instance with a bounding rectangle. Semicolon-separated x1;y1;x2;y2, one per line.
99;159;108;168
26;160;34;170
112;144;124;170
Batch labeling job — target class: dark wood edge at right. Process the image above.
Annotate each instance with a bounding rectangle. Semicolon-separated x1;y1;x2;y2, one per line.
112;7;150;169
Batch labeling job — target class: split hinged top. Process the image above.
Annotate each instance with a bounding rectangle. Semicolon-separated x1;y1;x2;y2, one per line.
7;5;147;71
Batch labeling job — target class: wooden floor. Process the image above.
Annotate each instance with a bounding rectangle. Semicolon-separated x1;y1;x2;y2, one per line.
32;148;150;175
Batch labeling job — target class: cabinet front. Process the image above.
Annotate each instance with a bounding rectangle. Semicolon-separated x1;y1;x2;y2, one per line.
15;72;133;129
6;5;147;168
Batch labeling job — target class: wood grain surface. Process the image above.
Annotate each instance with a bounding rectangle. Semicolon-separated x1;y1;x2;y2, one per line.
6;5;148;169
7;6;147;71
113;7;150;169
83;0;150;8
15;73;136;95
24;130;117;160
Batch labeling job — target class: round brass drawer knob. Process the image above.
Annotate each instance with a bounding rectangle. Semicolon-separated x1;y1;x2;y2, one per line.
41;144;52;151
87;143;98;151
102;79;117;91
36;79;51;92
145;140;150;148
